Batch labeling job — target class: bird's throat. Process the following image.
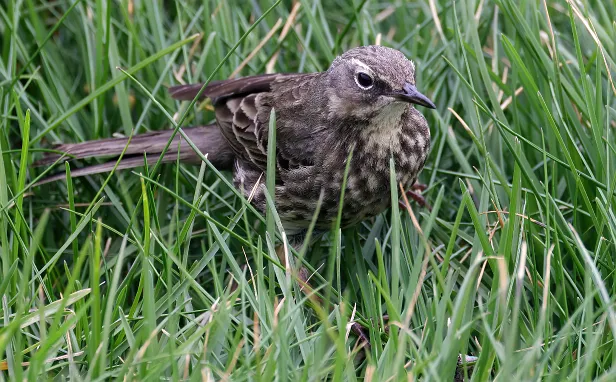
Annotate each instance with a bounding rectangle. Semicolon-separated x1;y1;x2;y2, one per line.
361;102;407;149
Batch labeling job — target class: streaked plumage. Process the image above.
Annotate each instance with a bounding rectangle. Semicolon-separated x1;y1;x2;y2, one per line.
37;45;435;234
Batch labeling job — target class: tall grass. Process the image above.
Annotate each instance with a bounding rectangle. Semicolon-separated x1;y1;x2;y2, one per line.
1;0;616;380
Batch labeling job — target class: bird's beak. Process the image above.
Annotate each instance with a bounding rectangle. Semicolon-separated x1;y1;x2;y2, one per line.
394;83;436;109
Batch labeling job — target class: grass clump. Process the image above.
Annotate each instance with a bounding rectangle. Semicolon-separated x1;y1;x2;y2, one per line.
1;0;616;380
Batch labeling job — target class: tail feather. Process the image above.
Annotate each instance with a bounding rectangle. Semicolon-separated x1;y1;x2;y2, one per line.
35;151;198;186
34;125;234;185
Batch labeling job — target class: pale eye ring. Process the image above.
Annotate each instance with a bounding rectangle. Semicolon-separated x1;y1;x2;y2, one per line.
355;72;374;89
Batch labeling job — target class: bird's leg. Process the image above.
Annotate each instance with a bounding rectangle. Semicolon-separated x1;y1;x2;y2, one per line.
274;234;370;349
399;182;432;211
349;321;371;349
274;243;322;305
274;234;323;305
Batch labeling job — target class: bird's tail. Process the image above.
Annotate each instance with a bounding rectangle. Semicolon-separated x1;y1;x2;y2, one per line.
34;125;234;185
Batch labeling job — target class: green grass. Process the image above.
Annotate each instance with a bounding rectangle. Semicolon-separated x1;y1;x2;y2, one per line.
2;0;616;380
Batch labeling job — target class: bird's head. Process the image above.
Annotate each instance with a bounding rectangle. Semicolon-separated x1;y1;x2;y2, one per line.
325;45;435;121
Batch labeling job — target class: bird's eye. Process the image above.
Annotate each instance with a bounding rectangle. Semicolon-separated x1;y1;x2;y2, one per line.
355;72;374;89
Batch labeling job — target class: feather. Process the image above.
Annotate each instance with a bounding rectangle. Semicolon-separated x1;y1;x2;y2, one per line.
34;125;234;185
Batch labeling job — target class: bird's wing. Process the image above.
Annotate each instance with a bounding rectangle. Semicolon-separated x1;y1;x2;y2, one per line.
168;74;285;104
214;92;269;169
169;73;322;173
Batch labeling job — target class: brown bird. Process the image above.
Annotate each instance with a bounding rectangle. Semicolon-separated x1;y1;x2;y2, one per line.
37;45;435;241
36;45;435;346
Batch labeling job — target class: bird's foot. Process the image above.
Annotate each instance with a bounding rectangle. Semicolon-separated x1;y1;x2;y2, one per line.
349;315;390;351
399;183;432;211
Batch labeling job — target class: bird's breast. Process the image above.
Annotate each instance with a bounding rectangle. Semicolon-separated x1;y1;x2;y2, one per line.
236;106;430;232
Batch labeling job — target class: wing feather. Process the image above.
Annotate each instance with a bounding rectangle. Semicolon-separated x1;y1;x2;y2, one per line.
168;74;297;104
169;72;323;175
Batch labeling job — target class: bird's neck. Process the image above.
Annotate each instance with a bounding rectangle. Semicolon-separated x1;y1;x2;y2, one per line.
359;102;407;150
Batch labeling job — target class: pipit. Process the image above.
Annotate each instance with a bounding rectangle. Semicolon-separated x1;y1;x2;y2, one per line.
37;45;436;346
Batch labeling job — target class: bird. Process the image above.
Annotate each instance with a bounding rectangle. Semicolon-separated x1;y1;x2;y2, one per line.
36;45;435;347
36;45;435;242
